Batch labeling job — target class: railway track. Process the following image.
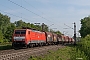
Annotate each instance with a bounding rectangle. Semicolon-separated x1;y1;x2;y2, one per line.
0;45;65;60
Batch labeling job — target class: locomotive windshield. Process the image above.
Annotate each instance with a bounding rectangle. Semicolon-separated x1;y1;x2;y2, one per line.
15;30;26;34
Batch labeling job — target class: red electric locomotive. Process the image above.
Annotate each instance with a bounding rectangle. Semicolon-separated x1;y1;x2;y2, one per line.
12;29;46;48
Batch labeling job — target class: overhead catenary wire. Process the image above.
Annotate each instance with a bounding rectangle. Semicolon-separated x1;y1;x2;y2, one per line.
0;4;25;20
7;0;52;23
0;9;29;21
7;0;64;29
0;3;43;23
23;0;64;27
0;9;21;18
22;0;64;29
64;23;73;29
22;0;44;14
2;0;65;34
0;2;45;25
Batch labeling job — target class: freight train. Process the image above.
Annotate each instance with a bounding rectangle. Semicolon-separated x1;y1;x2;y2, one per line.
12;28;74;48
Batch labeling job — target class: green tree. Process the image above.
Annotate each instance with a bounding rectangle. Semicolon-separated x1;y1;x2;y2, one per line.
54;30;61;34
0;13;10;34
14;20;43;31
80;16;90;37
4;23;16;42
15;20;24;28
0;13;11;42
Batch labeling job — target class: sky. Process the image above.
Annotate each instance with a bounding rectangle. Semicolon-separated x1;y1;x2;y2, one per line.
0;0;90;37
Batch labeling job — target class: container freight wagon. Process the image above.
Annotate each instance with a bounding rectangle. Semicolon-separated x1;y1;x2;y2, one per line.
57;34;62;44
65;36;69;43
63;36;67;43
45;32;53;45
72;38;75;44
53;33;58;44
61;35;65;44
12;29;46;48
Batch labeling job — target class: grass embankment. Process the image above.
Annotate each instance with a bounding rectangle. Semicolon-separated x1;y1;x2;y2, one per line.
29;35;90;60
28;46;71;60
28;44;88;60
0;43;12;50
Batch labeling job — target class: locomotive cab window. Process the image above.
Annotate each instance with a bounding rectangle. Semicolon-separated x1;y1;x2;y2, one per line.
15;30;26;34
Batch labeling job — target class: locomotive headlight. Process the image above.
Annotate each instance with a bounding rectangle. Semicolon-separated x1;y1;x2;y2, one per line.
14;36;25;41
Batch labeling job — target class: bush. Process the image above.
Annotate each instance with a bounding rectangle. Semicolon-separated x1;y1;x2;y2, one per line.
72;34;90;60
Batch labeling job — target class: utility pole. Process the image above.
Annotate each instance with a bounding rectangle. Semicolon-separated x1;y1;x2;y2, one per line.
74;22;76;45
42;23;45;31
